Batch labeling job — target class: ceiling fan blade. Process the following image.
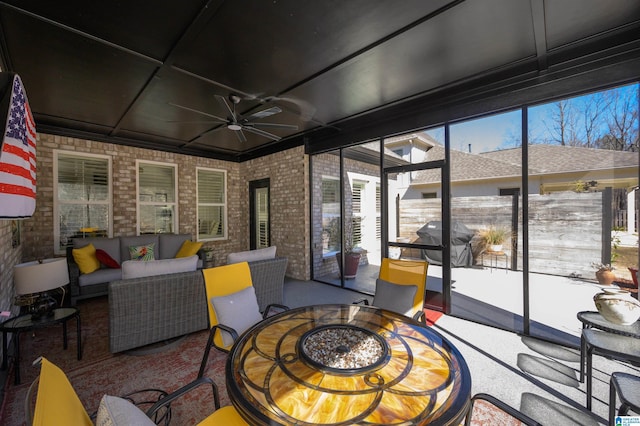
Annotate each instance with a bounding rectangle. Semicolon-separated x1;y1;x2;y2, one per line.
215;95;237;121
241;125;281;141
235;128;247;143
168;102;227;122
165;120;225;124
250;122;299;130
244;106;282;121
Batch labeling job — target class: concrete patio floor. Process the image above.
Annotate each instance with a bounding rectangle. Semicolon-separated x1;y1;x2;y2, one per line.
317;261;633;348
283;277;640;425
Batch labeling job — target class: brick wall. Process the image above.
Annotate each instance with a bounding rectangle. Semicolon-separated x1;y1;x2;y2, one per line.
0;220;22;317
0;134;310;364
242;146;310;280
17;133;308;279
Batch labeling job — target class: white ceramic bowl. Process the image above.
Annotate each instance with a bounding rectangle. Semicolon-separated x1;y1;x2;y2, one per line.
594;290;640;325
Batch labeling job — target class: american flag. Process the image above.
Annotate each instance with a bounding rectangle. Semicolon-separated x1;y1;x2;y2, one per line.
0;74;36;218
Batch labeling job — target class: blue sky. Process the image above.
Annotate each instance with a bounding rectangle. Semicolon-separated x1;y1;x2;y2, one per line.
424;82;639;154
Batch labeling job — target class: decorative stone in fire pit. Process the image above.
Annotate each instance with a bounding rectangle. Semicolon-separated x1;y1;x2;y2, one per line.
299;324;388;374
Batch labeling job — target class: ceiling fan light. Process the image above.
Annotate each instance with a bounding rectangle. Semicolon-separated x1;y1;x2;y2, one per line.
227;123;242;131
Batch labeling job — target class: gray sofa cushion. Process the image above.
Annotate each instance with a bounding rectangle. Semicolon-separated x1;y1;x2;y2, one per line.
121;256;198;279
120;235;159;261
159;233;193;259
73;237;122;264
78;267;122;287
227;246;276;264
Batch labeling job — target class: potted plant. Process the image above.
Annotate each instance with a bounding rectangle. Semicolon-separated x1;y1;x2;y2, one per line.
202;247;213;261
592;262;616;285
478;226;510;253
336;245;366;279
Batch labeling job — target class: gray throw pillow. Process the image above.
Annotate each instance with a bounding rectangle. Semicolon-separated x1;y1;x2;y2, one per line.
211;286;263;347
372;278;417;317
96;395;155;426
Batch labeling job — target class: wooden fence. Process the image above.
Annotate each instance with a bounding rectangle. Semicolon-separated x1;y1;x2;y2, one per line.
398;191;604;278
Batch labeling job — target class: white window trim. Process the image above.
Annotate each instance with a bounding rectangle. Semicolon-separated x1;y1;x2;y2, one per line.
196;166;228;241
136;160;178;235
53;150;113;255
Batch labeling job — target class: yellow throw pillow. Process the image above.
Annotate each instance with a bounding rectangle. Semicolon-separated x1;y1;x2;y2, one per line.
175;240;203;258
72;243;101;275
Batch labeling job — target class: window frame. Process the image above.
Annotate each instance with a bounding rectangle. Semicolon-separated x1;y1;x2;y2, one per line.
136;160;178;235
196;167;228;241
53;150;113;255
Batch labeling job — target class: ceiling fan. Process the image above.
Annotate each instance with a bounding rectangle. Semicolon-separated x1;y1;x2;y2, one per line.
169;94;298;142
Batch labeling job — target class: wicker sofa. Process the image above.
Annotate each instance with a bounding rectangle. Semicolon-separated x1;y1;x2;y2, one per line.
66;234;204;305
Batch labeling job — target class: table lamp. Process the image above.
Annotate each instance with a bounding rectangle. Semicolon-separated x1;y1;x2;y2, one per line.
13;258;69;320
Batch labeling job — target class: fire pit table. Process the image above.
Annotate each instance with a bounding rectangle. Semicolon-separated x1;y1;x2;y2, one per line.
226;304;471;425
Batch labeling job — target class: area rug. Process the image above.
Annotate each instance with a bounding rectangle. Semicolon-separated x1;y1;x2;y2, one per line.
423;308;443;326
1;297;502;425
0;297;228;425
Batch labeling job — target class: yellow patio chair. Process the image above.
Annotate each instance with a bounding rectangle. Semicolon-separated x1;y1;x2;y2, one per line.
27;357;247;425
199;262;288;378
29;357;92;426
357;258;429;323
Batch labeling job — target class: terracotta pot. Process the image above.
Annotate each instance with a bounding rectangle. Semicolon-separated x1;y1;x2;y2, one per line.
336;253;361;279
593;289;640;325
595;269;616;285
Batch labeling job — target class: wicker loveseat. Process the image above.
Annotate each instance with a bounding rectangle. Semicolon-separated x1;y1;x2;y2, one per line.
107;257;288;353
108;270;208;353
227;247;288;312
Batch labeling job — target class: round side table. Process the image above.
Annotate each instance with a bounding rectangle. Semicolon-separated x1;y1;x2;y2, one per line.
0;307;82;384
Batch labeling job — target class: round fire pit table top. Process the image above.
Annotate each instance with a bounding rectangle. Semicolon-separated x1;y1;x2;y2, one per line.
226;304;471;426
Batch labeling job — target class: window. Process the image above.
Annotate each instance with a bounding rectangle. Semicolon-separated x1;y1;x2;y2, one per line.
322;179;340;204
352;181;366;246
422;192;437;199
54;151;111;254
197;167;227;241
322;177;340;253
137;161;177;235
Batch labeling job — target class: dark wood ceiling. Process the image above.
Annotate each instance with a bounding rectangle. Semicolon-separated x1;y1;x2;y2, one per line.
1;1;639;162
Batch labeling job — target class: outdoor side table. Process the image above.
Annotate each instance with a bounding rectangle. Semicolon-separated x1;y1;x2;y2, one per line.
583;329;640;411
480;250;508;273
577;311;640;383
0;307;82;385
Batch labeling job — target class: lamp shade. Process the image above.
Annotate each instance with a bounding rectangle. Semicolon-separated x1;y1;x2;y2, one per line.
14;258;69;295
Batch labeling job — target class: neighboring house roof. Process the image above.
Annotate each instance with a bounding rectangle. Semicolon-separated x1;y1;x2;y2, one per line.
481;144;638;175
415;144;523;183
413;144;638;184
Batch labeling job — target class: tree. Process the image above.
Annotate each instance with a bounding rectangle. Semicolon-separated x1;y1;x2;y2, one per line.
538;85;638;151
599;87;639;152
